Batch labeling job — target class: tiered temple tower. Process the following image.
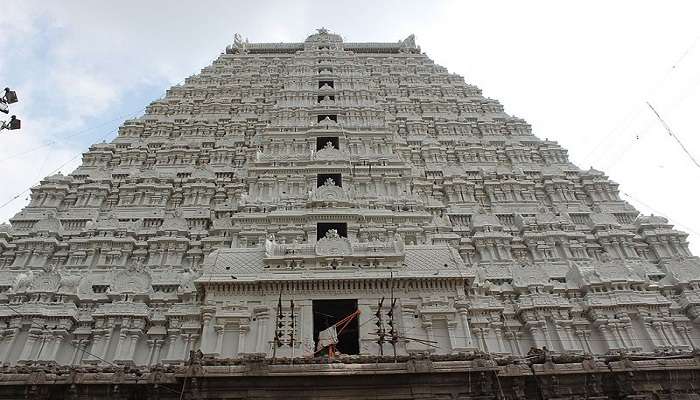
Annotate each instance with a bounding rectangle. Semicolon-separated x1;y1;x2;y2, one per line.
1;29;700;399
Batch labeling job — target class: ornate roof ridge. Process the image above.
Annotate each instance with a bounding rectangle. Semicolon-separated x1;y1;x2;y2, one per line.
226;31;419;54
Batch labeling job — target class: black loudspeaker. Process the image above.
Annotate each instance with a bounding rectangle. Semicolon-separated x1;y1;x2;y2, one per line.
5;90;18;104
9;117;20;130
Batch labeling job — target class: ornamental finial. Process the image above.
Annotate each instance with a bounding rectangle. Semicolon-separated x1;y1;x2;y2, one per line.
317;27;329;34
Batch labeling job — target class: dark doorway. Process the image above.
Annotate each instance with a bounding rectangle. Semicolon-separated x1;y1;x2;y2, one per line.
317;114;337;123
313;299;359;356
316;136;339;151
319;80;334;89
317;222;347;240
317;173;341;187
317;95;335;103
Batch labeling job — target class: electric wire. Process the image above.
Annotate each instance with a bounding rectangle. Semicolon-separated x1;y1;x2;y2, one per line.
0;109;142;163
0;73;192;215
647;101;700;169
621;191;700;237
0;128;116;210
581;34;700;169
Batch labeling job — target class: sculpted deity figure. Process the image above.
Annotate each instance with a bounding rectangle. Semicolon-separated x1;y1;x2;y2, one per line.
393;232;405;254
239;192;249;206
43;260;57;273
127;258;144;272
324;177;336;186
323;141;335;150
233;33;249;52
265;233;277;256
325;229;340;240
14;270;34;291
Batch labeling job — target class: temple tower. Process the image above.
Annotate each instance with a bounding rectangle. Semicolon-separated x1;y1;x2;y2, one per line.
1;30;699;382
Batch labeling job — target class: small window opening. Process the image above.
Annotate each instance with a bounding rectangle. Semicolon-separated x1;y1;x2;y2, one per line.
317;222;347;240
317;95;335;103
313;299;359;356
316;137;339;151
317;115;337;123
319;80;334;89
317;173;342;187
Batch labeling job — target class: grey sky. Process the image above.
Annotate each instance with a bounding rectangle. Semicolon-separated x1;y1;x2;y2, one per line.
2;0;699;252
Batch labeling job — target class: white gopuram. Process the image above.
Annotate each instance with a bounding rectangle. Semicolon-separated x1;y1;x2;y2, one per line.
1;29;699;369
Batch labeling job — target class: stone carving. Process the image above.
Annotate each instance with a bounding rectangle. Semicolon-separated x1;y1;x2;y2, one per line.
319;96;335;106
28;270;61;292
232;33;249;53
1;29;698;374
58;273;82;294
399;34;416;51
13;270;34;292
315;229;352;256
111;260;151;294
265;233;286;257
313;142;350;161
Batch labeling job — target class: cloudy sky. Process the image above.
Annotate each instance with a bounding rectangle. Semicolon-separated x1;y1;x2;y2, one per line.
1;0;699;252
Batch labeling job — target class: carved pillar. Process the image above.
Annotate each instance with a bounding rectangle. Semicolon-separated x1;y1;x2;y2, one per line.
44;330;66;362
622;324;641;351
146;339;156;365
85;329;109;362
681;326;697;350
36;334;52;361
644;320;664;348
114;328;129;361
669;323;689;349
153;339;164;364
422;320;435;353
527;323;544;348
164;330;179;360
214;325;225;356
1;328;20;364
18;328;41;362
493;326;504;353
657;322;675;347
237;323;250;355
458;310;475;348
255;314;269;353
560;324;578;351
126;331;141;362
200;310;216;355
70;339;82;365
473;327;487;352
180;333;193;359
446;320;457;352
610;323;628;348
597;324;618;351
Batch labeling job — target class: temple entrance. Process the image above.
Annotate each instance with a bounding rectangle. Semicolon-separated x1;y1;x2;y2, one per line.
312;299;359;356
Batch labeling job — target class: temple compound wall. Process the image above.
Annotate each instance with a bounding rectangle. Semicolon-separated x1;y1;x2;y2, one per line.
1;29;700;398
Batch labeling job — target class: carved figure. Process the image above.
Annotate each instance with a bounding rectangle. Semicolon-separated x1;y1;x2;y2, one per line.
13;270;34;291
